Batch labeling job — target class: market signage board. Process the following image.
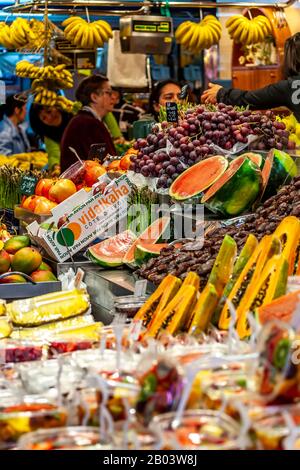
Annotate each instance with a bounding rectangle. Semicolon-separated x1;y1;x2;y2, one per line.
20;174;38;196
27;174;132;262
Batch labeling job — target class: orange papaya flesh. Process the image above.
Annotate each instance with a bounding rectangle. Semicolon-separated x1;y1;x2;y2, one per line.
213;234;258;326
133;274;181;328
182;271;201;292
218;235;281;330
274;216;300;275
164;285;198;336
146;282;195;338
237;254;289;339
256;289;300;326
207;235;237;298
188;283;219;336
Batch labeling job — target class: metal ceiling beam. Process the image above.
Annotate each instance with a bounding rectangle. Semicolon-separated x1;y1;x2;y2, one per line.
4;0;298;14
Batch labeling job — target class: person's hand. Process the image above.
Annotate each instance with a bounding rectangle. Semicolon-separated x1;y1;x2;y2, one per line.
201;83;223;104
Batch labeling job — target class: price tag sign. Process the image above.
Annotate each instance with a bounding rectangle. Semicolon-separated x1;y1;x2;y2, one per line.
20;174;38;196
166;101;178;123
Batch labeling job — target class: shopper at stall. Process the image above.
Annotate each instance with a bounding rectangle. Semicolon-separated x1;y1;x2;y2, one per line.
60;74;116;172
0;94;30;156
29;104;72;174
148;79;182;121
201;32;300;121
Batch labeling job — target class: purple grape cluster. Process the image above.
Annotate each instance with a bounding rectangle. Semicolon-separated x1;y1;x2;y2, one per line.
130;104;292;189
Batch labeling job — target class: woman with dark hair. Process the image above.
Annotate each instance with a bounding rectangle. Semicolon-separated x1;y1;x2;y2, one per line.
60;74;116;172
29;105;72;173
201;33;300;121
148;79;182;121
0;94;30;156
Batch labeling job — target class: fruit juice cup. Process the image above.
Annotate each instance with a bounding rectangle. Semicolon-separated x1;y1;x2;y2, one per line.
251;403;300;450
59;160;86;186
17;426;115;450
0;397;67;449
77;372;141;424
152;410;240;450
0;339;45;363
113;420;162;450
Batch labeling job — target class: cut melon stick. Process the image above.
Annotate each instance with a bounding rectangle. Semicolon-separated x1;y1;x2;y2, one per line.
237;254;289;339
208;235;237;297
164;285;197;336
256;289;300;325
218;235;281;330
133;274;181;328
188;283;219;336
145;274;200;338
274;216;300;275
212;234;258;326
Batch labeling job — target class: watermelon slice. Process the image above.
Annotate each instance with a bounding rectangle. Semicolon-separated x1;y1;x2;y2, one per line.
134;243;167;266
123;216;170;267
261;149;298;201
201;156;263;217
242;152;264;169
256;290;300;325
169;156;228;201
88;230;136;267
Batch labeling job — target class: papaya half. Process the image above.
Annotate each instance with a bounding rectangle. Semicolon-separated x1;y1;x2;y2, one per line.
188;283;219;336
273;216;300;275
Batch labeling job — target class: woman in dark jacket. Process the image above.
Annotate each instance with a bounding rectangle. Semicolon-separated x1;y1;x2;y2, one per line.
60;74;116;172
201;33;300;121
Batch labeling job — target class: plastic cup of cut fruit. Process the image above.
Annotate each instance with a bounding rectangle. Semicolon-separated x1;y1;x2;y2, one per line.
17;426;115;450
113;420;162;450
151;409;240;450
0;397;67;449
59;160;86;186
251;403;300;450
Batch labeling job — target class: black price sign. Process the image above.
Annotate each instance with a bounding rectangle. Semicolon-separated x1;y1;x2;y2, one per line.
166;102;178;123
20;175;38;196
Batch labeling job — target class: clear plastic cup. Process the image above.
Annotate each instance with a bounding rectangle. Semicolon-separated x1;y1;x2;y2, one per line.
152;409;240;450
17;426;115;450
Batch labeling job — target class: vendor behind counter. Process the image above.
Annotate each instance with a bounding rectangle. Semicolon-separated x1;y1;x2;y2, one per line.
60;75;116;172
0;94;30;156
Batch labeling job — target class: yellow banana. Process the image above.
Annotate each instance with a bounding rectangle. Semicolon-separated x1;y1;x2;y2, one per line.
181;24;197;48
62;16;84;27
175;21;192;42
95;20;113;39
91;24;104;47
189;24;201;50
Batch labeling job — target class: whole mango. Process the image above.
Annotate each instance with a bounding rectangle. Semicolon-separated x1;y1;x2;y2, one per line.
11;247;42;274
0;274;27;283
4;235;30;254
0;249;10;274
38;261;53;272
30;270;57;282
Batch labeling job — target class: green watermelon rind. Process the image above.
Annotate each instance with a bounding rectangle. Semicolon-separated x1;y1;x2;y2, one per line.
202;157;263;217
169;155;229;201
134;243;165;266
123;216;170;268
263;149;298;200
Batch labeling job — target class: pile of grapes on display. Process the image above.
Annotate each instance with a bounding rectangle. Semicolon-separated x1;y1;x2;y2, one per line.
130;104;293;190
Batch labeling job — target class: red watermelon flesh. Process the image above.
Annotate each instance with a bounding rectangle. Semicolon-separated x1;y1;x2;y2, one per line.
169;156;228;201
257;290;300;325
88;230;136;267
123;216;170;266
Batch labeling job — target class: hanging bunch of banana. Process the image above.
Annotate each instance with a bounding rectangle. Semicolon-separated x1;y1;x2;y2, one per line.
175;15;222;53
226;14;273;45
62;16;113;49
0;18;45;50
16;61;74;89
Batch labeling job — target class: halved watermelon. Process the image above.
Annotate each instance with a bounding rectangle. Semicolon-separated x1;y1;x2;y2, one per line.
169;156;228;201
256;290;300;325
201;156;263;217
261;149;298;201
123;216;170;267
134;242;167;266
87;230;136;267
